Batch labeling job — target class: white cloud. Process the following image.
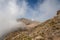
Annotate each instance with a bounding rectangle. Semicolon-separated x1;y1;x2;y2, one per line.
0;0;28;39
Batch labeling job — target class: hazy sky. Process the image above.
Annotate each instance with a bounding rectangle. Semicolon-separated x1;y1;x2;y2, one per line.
0;0;60;22
0;0;60;39
17;0;60;22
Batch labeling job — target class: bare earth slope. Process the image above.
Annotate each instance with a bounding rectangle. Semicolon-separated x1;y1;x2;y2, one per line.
4;10;60;40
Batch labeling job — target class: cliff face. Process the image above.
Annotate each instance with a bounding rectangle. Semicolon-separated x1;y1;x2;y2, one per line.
4;10;60;40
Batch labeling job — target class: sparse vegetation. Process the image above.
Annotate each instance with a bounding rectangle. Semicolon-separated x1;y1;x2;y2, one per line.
4;10;60;40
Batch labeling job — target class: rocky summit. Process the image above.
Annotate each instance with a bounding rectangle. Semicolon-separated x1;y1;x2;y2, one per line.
4;10;60;40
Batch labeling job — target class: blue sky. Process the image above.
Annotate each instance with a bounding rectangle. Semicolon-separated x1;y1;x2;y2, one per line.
26;0;44;9
17;0;60;22
0;0;60;22
25;0;44;19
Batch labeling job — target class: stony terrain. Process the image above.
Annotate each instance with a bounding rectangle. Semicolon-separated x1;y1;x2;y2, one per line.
4;10;60;40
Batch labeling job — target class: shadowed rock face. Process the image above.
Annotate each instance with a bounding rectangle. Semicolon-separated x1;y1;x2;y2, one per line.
17;18;40;29
17;18;33;25
57;10;60;15
4;10;60;40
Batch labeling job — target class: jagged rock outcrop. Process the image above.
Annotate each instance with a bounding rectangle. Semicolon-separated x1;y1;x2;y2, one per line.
4;10;60;40
17;18;40;29
17;18;33;25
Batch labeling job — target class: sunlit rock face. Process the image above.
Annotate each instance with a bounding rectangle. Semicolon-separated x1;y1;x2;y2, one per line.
31;10;60;40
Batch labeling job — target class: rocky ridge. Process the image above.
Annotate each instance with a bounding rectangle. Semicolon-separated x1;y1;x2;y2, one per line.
4;10;60;40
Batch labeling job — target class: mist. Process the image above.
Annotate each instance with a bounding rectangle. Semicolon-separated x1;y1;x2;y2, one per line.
0;0;28;39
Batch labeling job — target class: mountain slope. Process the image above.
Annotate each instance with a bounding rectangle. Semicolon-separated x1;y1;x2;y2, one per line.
4;10;60;40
